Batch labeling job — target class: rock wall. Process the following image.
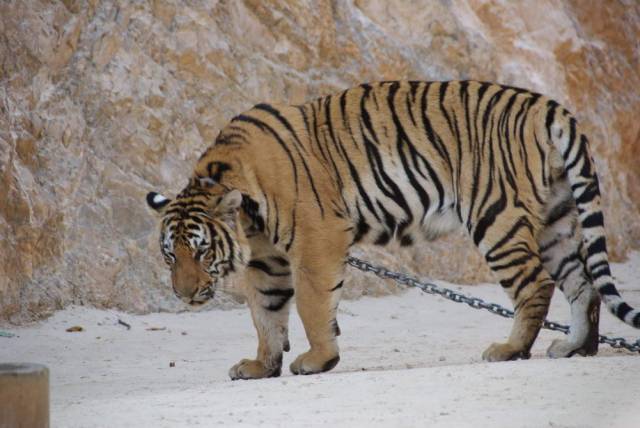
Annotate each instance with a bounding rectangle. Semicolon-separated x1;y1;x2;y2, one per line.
1;0;639;323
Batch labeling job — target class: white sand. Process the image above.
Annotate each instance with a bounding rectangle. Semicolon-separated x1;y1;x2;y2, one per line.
3;253;640;427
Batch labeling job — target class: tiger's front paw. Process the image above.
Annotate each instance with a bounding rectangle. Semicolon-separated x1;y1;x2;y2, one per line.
289;350;340;375
228;359;281;380
482;342;530;362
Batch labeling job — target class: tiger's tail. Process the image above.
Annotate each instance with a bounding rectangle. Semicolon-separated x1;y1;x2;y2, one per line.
546;100;640;328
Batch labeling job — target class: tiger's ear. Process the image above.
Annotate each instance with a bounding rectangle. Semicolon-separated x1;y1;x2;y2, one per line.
215;189;243;215
212;190;243;229
146;192;172;214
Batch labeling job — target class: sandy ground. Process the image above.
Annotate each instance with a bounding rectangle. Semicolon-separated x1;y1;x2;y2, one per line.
3;254;640;427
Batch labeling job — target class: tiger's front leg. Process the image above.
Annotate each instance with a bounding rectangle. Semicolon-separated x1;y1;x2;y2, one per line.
289;228;349;376
229;255;293;380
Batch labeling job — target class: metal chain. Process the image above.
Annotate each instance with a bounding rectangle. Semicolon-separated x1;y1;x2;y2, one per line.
347;256;640;354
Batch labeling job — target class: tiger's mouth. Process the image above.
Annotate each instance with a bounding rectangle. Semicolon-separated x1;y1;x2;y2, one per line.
176;284;216;306
190;286;215;305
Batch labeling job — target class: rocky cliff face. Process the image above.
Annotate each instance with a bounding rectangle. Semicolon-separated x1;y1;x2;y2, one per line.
1;0;638;323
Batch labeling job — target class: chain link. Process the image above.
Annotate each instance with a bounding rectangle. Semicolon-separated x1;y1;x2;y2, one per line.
347;256;640;354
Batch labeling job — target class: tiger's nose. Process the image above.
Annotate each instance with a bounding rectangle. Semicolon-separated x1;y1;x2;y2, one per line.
173;287;196;303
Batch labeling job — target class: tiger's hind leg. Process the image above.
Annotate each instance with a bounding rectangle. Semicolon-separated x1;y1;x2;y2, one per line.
229;238;293;380
478;214;556;362
538;188;600;358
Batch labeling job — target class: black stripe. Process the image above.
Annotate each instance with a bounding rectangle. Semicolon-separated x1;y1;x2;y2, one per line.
253;104;325;217
330;281;344;291
571;182;588;193
567;281;589;303
525;99;548;189
232;114;300;194
339;89;349;129
598;283;620;296
218;224;235;269
360;84;381;144
285;209;296;252
582;212;603;229
589;260;609;274
485;216;534;263
586;237;606;257
248;260;291;277
562;117;578;162
575;182;599;205
214;132;249;146
579;136;593;178
481;86;508;142
438;82;456;139
364;136;412;228
272;199;280;244
406;86;417;126
420;83;452;171
475;114;497;218
260;288;294;312
540;238;560;253
590;264;611;280
259;288;294;297
491;254;531;271
307;101;331;163
344;133;380;222
165;207;209;218
499;268;525;289
514;263;545;300
206;222;218;242
169;200;207;209
565;132;587;171
488;246;533;265
388;82;428;222
557;263;580;283
546;199;574;226
545;100;559;142
264;296;294;312
241;195;265;232
498;90;520;165
254;104;307;152
321;100;355;222
616;302;633;320
515;99;546;206
353;209;370;243
467;82;490;229
473;178;507;245
375;200;397;237
552;253;580;280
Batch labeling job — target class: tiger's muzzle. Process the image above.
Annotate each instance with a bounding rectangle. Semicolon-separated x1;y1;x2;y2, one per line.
174;282;215;306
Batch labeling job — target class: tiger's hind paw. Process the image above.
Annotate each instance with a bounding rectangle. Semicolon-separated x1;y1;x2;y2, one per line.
546;338;598;358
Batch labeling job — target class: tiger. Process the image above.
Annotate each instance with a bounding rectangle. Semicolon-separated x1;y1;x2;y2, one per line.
146;80;640;380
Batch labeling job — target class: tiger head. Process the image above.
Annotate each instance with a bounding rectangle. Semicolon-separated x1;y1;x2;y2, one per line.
145;180;250;306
